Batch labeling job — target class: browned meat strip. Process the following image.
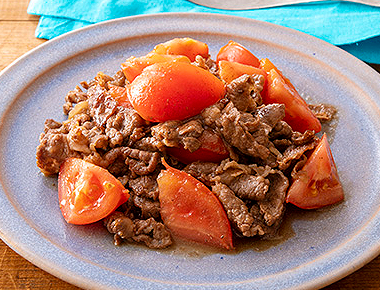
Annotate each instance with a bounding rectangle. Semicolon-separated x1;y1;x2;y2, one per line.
291;130;317;146
183;161;218;186
226;74;264;112
63;86;88;114
212;183;263;237
132;218;172;249
104;213;172;249
109;70;126;87
130;195;160;219
88;85;148;146
128;175;159;200
309;103;337;122
87;84;118;127
257;170;289;226
217;102;270;159
104;212;135;245
83;146;160;176
36;130;81;175
270;120;293;140
151;119;203;152
278;137;319;170
229;174;269;201
257;104;286;133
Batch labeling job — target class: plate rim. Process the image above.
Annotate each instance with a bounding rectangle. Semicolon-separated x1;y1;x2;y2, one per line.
1;12;380;290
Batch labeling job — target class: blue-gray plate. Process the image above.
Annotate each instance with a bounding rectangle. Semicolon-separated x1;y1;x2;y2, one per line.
1;13;380;290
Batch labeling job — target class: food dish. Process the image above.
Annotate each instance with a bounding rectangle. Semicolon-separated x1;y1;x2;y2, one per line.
1;13;380;290
35;36;342;251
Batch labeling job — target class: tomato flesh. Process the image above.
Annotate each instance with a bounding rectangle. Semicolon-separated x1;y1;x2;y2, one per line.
286;134;344;209
260;58;305;103
152;37;209;62
218;60;267;84
58;158;129;225
157;160;233;249
166;129;229;164
263;66;321;133
121;53;190;83
128;61;226;122
217;41;260;67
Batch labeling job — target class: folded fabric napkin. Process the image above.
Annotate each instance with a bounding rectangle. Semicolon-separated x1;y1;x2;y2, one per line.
27;0;380;64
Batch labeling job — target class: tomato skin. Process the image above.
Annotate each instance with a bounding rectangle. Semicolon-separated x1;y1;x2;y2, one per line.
217;41;260;67
157;160;233;250
58;158;129;225
166;129;229;164
260;59;321;133
152;37;209;62
218;60;267;84
121;53;190;83
128;61;226;122
259;58;302;99
286;134;344;209
218;60;268;99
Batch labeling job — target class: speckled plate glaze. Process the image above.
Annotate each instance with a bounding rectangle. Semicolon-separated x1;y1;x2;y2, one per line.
1;13;380;290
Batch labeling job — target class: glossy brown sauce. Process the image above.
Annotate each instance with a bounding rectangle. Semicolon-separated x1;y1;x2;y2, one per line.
159;207;301;258
159;202;340;258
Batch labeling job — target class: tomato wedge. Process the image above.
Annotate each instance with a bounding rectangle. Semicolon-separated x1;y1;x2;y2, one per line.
58;158;129;225
121;53;190;83
217;41;260;67
260;58;321;133
166;129;229;164
218;60;267;84
157;160;233;249
152;37;209;62
128;61;226;122
286;134;344;209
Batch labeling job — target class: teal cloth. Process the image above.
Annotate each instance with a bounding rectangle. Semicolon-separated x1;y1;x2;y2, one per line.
27;0;380;64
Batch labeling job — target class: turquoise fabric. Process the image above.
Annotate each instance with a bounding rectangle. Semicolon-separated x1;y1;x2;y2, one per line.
27;0;380;63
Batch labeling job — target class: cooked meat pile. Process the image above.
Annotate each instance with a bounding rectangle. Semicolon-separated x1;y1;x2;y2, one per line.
36;57;336;249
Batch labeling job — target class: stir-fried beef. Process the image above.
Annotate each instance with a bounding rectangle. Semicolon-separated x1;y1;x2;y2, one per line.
109;70;127;87
193;55;218;76
183;161;218;186
257;104;286;132
36;114;100;175
257;170;288;227
63;86;88;115
36;60;336;250
229;174;269;201
128;175;159;200
104;212;172;249
88;84;148;146
210;102;271;159
226;74;264;112
278;137;319;171
130;195;161;219
83;146;160;176
36;125;80;175
269;121;293;140
212;183;260;237
151;119;204;152
87;84;118;127
309;103;337;122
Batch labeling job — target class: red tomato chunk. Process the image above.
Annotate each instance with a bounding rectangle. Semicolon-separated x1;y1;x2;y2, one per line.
157;160;233;250
127;61;226;122
286;134;344;209
58;158;129;225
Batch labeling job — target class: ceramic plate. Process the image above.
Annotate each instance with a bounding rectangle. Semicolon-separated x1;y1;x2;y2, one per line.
1;13;380;290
